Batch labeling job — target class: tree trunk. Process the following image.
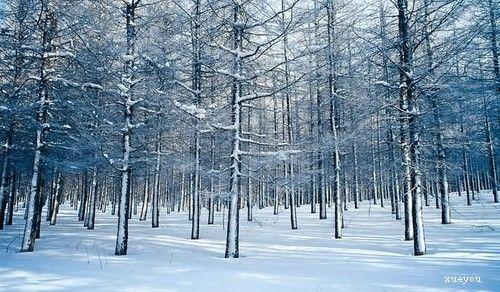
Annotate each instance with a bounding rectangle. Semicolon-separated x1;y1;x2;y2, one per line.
152;135;161;228
21;5;56;252
115;1;139;256
461;123;471;205
282;0;297;230
6;169;17;226
353;143;360;209
488;0;500;93
397;0;414;242
398;0;425;255
225;2;243;258
273;96;279;215
326;1;342;238
46;171;56;222
86;168;98;229
79;172;88;221
50;172;62;225
0;129;12;230
208;135;215;224
245;109;253;222
423;0;450;223
140;174;149;221
191;133;200;238
312;3;326;220
484;100;498;202
190;0;202;239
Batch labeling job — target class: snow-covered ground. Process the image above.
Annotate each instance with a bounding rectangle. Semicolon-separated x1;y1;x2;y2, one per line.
1;192;499;291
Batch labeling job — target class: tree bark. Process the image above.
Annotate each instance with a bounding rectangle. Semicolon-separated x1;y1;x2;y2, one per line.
484;100;498;202
86;168;98;229
225;1;243;258
397;0;414;242
21;5;56;252
191;0;202;239
326;1;342;238
397;0;426;255
50;172;62;225
6;169;17;226
152;134;161;228
0;128;13;230
115;0;140;256
282;0;297;230
140;174;149;221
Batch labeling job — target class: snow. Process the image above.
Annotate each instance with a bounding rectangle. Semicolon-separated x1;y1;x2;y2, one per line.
51;77;79;87
43;52;75;59
172;100;207;119
122;54;135;62
81;83;103;90
122;76;143;86
256;150;301;160
126;98;143;107
374;80;391;87
127;122;145;130
116;84;129;93
103;119;114;126
0;192;499;291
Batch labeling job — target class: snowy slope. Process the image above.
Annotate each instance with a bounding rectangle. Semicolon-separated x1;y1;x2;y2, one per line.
0;191;499;291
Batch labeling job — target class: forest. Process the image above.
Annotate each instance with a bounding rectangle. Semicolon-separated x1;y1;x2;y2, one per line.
0;0;499;290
